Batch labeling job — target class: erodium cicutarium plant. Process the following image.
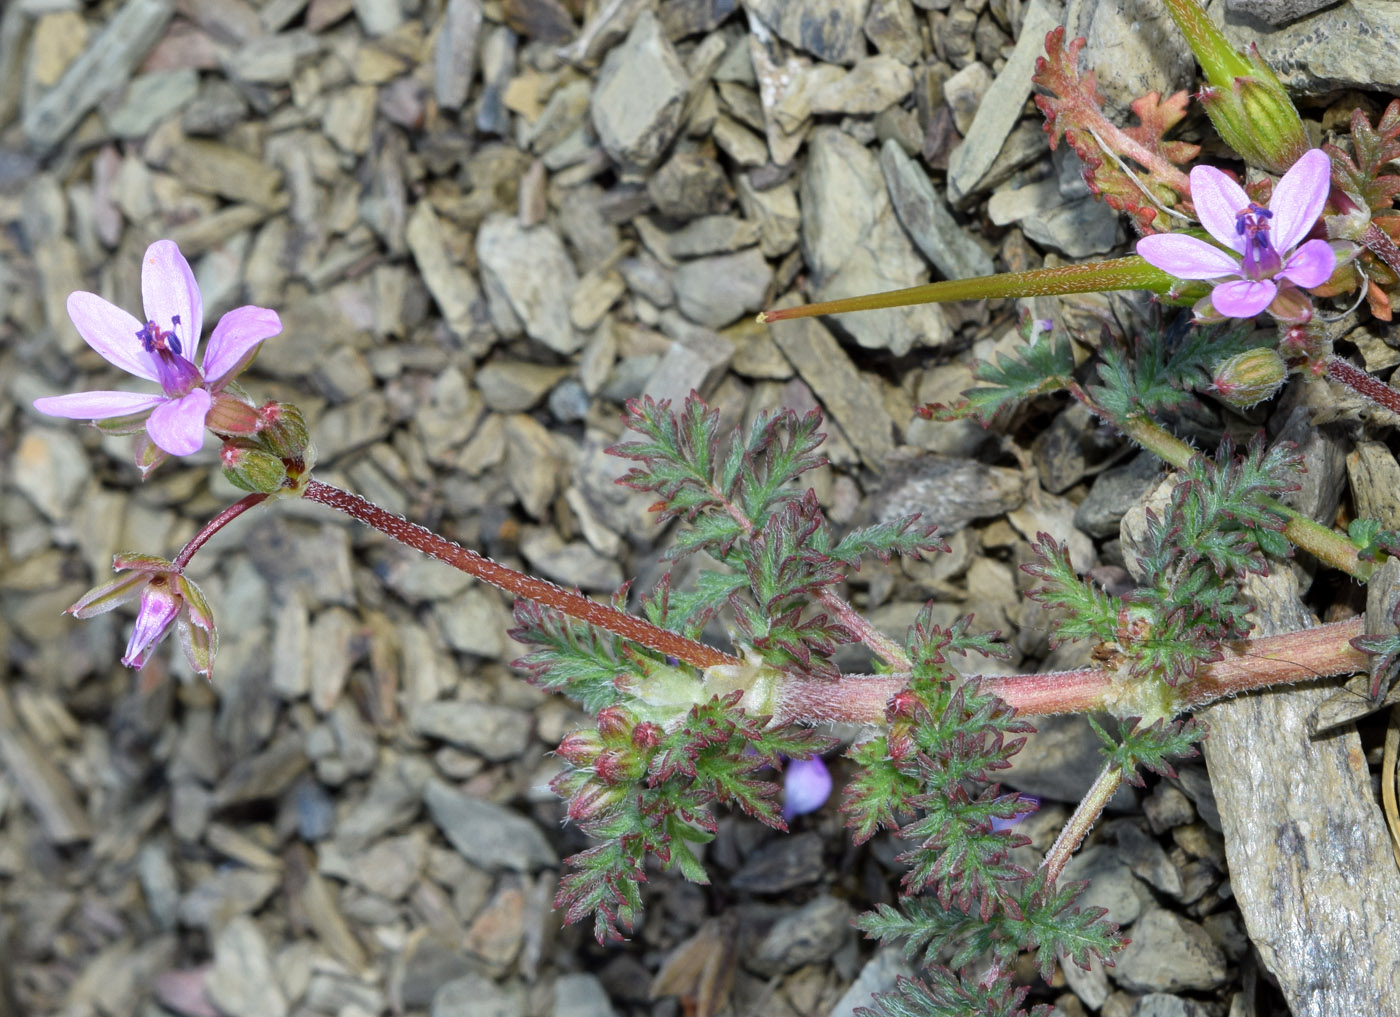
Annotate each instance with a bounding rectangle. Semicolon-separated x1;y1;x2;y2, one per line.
28;1;1400;1014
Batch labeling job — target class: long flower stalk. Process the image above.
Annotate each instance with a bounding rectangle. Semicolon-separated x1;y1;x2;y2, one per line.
300;480;738;671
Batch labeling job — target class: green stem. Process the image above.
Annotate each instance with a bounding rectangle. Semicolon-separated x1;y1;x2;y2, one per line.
758;257;1180;324
1115;413;1371;581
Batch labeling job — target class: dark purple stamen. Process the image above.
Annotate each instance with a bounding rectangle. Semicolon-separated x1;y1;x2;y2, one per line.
137;318;183;357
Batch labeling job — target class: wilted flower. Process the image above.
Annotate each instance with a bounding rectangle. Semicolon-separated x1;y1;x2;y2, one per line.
68;553;217;678
782;755;833;821
34;240;281;465
1136;149;1336;321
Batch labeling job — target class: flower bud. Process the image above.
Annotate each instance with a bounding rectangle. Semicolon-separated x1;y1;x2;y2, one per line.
1211;348;1288;409
631;722;663;748
258;402;315;466
595;705;636;742
1265;284;1313;326
206;393;262;436
594;748;643;785
221;441;291;494
556;730;603;767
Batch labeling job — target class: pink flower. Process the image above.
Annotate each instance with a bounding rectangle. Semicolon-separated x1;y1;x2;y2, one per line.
1136;149;1336;320
34;240;281;461
68;553;218;677
782;755;833;821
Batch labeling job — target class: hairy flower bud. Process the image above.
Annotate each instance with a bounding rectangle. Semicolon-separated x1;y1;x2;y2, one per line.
595;705;636;742
631;722;663;748
206;393;262;436
556;730;603;767
594;748;643;785
221;441;291;494
258;402;316;469
1211;348;1288;409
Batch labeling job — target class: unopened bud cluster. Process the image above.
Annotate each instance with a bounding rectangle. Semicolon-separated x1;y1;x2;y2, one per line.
220;401;317;494
553;705;664;823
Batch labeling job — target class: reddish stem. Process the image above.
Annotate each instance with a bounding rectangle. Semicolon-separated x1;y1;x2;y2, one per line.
174;493;269;570
301;480;738;671
772;617;1367;725
1326;355;1400;417
1363;222;1400;277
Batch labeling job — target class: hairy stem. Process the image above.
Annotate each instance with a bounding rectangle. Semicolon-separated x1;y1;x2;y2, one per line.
1363;222;1400;277
174;493;269;570
301;480;738;670
1326;355;1400;417
757;258;1178;324
1041;760;1124;884
1114;412;1371;581
771;617;1366;725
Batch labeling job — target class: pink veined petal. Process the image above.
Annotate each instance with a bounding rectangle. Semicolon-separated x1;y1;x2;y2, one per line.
1211;278;1278;319
145;388;211;456
201;306;282;387
1190;164;1251;254
141;240;203;361
34;390;165;420
1269;149;1332;254
1280;238;1337;289
1136;233;1244;279
123;583;180;669
66;291;160;382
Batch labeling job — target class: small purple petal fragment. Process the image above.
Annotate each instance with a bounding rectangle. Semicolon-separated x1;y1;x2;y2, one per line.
1189;165;1251;253
991;794;1042;833
1279;238;1337;289
146;388;212;456
201;306;282;387
1136;233;1244;280
1211;278;1278;318
34;390;165;420
66;291;159;383
1268;148;1331;253
141;240;203;357
782;756;833;821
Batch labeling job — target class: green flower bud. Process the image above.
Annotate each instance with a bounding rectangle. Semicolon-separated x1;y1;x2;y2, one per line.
221;441;291;493
1212;348;1288;409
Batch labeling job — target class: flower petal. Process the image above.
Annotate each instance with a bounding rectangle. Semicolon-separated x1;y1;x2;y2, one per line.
782;756;833;821
67;291;160;382
1269;148;1331;254
1211;278;1278;319
34;390;165;420
1136;233;1243;279
1190;164;1251;253
1280;238;1337;289
145;388;212;456
201;306;282;387
123;582;180;669
141;240;203;361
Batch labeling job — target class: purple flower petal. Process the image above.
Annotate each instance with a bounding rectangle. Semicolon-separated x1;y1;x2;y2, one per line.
141;240;203;360
122;582;180;668
1136;233;1243;279
66;291;159;382
34;390;165;420
782;756;833;821
146;388;211;456
1211;278;1278;318
1190;165;1251;254
1280;238;1337;289
202;306;282;388
1269;149;1331;254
